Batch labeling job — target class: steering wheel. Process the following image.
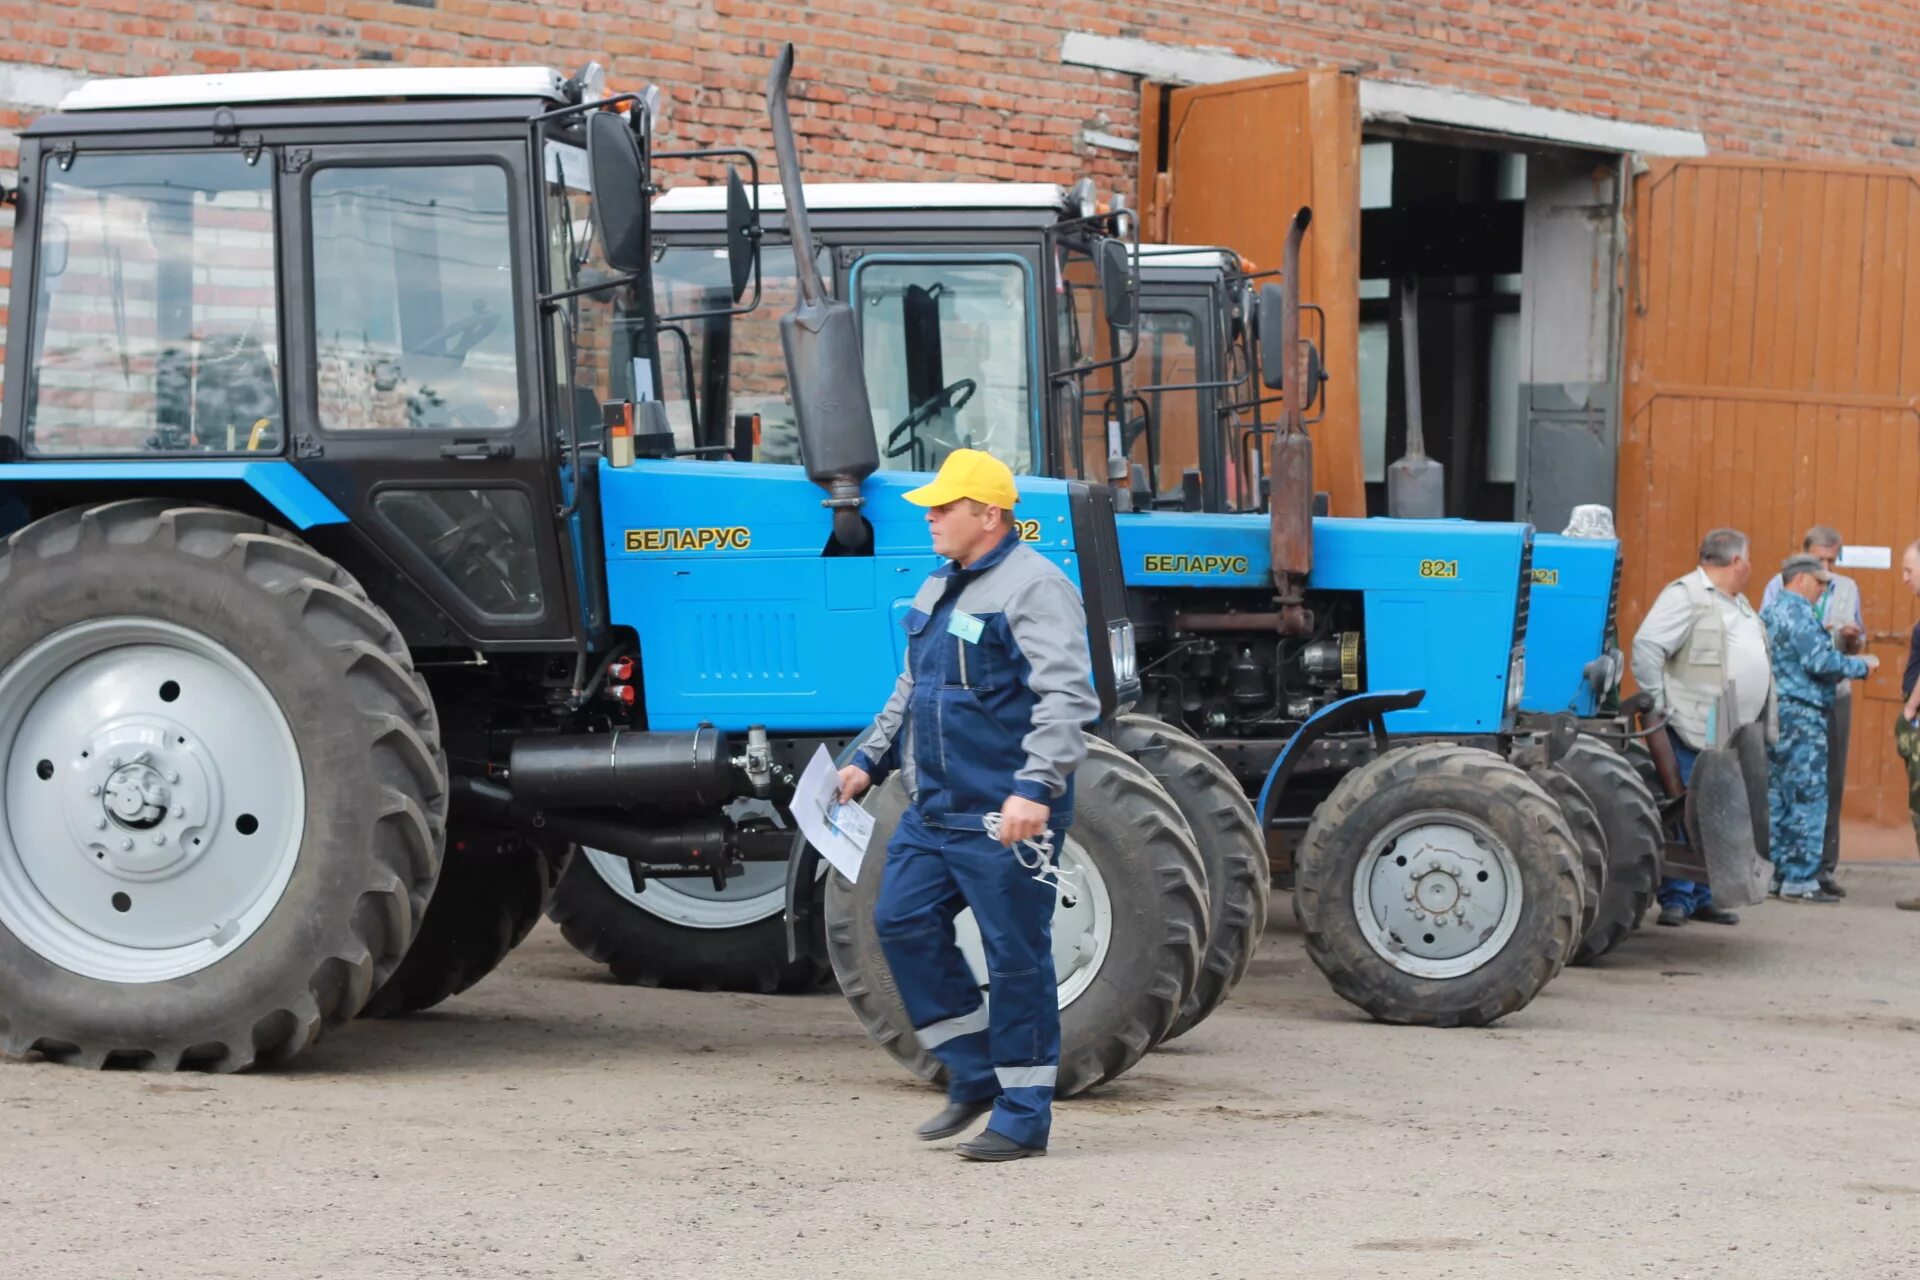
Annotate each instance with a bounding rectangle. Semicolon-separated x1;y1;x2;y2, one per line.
412;307;501;361
884;378;977;459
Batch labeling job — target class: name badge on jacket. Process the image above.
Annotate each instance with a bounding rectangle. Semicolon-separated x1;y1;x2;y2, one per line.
948;611;985;644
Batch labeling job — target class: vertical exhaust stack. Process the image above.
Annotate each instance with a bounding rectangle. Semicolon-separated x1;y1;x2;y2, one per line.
1386;274;1445;518
1267;207;1316;636
765;44;879;552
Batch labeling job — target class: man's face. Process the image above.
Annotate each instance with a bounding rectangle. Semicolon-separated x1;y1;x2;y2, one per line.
926;498;997;562
1808;541;1841;571
1903;546;1920;597
1791;572;1826;604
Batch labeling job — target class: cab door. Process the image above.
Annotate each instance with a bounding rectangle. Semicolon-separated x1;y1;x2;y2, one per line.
279;141;573;645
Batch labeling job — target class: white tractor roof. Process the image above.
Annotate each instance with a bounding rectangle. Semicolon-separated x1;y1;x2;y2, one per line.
654;182;1067;215
58;66;571;112
1134;244;1240;270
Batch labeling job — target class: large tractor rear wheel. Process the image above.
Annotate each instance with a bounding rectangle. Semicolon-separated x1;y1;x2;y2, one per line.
1294;742;1580;1027
825;734;1206;1096
362;823;570;1017
1109;714;1268;1042
0;501;446;1070
1556;738;1662;964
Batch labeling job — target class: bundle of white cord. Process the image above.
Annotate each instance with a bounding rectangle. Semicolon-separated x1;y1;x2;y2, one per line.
981;813;1078;906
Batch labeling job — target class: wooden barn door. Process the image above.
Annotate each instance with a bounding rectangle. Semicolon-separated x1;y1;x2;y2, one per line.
1621;158;1920;831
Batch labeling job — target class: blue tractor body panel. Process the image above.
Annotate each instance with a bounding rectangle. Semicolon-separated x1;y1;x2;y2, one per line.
1116;511;1530;735
1520;533;1620;716
599;458;1083;732
0;460;349;530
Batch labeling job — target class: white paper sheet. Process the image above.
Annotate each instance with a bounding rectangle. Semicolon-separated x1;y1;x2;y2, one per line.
794;744;874;882
1838;545;1892;570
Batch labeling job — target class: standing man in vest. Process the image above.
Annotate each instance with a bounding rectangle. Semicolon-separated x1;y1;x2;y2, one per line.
1631;528;1775;927
1761;554;1876;902
837;449;1097;1162
1761;525;1865;897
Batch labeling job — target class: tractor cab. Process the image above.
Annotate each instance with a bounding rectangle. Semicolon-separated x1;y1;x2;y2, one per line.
649;179;1138;491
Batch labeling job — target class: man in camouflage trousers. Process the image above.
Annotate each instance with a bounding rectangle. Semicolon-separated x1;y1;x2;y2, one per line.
1761;554;1877;903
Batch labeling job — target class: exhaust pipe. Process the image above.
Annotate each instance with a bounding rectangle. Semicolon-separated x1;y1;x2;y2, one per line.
765;44;879;553
1386;274;1445;518
1268;207;1315;636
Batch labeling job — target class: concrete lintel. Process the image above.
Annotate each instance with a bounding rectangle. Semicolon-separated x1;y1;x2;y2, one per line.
0;63;91;111
1058;32;1708;158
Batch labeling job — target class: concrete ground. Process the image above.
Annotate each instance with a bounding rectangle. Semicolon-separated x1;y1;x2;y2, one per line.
8;866;1920;1280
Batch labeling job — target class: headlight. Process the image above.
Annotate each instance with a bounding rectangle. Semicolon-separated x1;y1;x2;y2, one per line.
1108;620;1137;686
1505;648;1526;717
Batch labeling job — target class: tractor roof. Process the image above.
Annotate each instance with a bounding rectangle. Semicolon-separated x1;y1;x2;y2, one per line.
654;182;1069;215
57;66;572;112
1133;245;1241;271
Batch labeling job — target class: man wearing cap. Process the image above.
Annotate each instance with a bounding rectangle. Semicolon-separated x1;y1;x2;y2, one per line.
1761;554;1878;903
1761;525;1865;897
836;448;1097;1162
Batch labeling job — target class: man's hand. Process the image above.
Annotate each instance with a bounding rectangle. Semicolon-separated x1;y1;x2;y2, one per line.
1906;693;1920;725
1837;622;1866;654
995;795;1050;846
837;765;872;804
1861;654;1882;674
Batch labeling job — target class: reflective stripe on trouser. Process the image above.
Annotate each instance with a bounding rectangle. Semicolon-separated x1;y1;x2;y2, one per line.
872;804;1061;1150
1768;700;1828;887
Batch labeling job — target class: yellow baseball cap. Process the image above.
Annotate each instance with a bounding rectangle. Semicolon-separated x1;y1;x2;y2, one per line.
902;448;1019;509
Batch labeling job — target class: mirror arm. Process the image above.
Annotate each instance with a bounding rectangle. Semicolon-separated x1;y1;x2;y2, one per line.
540;271;644;307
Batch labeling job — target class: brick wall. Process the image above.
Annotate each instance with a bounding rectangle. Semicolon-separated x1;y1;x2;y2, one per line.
2;0;1918;376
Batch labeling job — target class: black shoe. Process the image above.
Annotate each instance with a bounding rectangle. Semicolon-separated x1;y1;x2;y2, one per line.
1656;905;1688;927
1818;875;1848;899
1691;906;1740;925
955;1130;1045;1162
915;1098;993;1142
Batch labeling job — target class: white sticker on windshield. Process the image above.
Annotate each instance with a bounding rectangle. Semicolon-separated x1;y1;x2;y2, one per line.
631;357;655;402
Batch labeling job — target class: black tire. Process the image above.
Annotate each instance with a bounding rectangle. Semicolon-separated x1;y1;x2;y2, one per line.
0;501;446;1070
1294;742;1580;1027
362;824;572;1017
1530;766;1609;958
824;734;1207;1096
1556;738;1662;964
1109;714;1268;1042
548;854;832;994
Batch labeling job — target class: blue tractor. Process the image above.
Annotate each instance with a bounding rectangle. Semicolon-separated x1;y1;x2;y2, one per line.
649;185;1596;1024
0;49;1232;1089
1126;242;1662;963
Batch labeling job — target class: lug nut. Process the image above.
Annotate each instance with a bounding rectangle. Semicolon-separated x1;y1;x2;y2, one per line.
135;752;150;765
88;785;101;797
94;818;108;831
108;756;122;768
167;771;180;785
153;834;167;846
172;806;186;819
120;838;133;852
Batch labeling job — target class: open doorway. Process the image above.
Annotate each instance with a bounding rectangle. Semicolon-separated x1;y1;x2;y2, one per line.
1353;132;1622;527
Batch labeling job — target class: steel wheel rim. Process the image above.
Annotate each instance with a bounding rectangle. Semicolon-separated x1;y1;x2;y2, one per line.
1352;809;1522;980
0;618;306;983
954;835;1113;1008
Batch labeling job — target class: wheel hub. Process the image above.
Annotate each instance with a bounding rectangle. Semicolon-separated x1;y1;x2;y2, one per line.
955;836;1114;1010
1354;813;1524;980
67;724;217;877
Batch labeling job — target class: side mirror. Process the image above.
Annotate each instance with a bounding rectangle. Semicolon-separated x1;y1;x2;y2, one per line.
724;165;756;303
1098;236;1137;332
587;109;648;274
41;215;69;279
1257;282;1287;390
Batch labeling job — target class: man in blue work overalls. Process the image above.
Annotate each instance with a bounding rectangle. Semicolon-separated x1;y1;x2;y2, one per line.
837;448;1097;1162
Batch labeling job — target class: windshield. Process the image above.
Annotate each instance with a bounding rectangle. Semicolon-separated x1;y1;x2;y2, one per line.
27;150;280;455
854;258;1034;475
1126;308;1204;501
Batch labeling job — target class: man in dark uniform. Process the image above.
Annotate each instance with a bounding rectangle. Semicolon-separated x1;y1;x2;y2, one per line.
1897;540;1920;912
836;449;1097;1162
